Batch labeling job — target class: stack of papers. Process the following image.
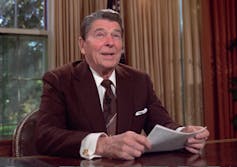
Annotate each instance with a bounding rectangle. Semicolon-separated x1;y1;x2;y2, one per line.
146;124;206;153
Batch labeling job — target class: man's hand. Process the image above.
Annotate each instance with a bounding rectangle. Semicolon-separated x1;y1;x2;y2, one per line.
95;131;151;160
182;126;210;154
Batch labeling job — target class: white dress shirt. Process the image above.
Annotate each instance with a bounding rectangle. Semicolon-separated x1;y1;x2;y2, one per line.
80;68;116;159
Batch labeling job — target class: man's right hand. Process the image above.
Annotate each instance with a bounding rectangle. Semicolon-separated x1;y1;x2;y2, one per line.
95;131;151;160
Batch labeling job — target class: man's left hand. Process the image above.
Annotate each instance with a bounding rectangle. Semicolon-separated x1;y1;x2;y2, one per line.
181;126;210;154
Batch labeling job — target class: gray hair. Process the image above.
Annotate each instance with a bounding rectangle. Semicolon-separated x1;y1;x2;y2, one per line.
80;9;123;40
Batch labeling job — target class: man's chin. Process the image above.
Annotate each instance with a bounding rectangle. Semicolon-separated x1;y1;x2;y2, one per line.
102;62;118;69
100;65;116;74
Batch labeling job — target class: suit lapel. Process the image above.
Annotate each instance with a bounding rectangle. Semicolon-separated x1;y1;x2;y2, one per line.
115;66;134;134
72;61;135;134
72;61;106;132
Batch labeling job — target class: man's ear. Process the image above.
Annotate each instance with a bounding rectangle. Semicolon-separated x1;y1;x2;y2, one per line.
78;36;86;55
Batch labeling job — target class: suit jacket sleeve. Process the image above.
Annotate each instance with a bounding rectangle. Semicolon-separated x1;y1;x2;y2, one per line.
35;70;89;158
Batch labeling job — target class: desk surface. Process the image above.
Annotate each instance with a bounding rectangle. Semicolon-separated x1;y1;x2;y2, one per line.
2;140;237;167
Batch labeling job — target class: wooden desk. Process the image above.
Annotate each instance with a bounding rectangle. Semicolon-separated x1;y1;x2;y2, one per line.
2;140;237;167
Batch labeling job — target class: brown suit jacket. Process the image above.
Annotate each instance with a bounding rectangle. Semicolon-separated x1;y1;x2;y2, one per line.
35;60;180;157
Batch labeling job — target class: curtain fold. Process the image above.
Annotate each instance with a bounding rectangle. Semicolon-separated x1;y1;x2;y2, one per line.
51;0;107;68
201;0;237;139
182;0;203;125
121;0;203;125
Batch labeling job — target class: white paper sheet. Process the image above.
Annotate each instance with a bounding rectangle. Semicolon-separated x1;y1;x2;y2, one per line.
146;124;206;153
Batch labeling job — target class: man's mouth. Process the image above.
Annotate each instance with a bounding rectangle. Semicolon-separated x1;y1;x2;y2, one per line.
101;52;115;56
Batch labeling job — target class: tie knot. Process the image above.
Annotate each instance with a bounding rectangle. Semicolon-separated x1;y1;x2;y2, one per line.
101;79;113;89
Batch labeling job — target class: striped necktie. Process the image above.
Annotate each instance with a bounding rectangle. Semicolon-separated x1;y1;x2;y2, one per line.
101;79;117;135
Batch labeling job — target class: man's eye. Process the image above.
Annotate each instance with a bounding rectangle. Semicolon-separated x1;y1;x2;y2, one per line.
112;33;122;39
95;32;105;38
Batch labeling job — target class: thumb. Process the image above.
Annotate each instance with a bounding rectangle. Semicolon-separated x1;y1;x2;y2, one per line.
182;126;195;133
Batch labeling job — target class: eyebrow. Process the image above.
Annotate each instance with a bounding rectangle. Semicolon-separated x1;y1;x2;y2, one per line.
94;28;105;32
113;29;122;34
94;28;122;34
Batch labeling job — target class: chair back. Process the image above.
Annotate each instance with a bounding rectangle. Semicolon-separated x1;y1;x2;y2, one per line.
12;110;39;157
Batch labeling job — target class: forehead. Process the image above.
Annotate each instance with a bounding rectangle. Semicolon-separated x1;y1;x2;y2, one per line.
89;19;122;32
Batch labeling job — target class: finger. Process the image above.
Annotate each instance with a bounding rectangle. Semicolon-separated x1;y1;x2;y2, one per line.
125;139;145;152
117;151;135;160
186;141;206;152
185;141;206;154
185;145;201;154
123;131;151;150
121;136;147;155
195;129;210;139
188;143;205;149
132;132;152;149
105;142;136;160
181;126;194;133
118;143;142;159
187;137;206;144
108;133;144;159
134;136;151;150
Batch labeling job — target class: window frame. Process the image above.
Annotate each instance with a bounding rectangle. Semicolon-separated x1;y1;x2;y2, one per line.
0;28;48;36
0;0;50;138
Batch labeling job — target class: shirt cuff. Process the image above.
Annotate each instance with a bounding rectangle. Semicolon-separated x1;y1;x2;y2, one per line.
80;132;107;160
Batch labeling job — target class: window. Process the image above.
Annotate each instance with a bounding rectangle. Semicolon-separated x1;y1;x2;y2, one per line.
0;0;47;137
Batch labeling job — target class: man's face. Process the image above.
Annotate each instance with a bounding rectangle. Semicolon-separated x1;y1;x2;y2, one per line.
79;19;123;75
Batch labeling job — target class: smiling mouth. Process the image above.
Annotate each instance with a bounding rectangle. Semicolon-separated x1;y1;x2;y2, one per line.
101;53;115;56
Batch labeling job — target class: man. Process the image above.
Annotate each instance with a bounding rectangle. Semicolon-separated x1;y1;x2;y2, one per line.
35;9;209;160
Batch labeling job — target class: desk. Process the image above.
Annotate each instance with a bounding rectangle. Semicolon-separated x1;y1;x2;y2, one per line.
2;140;237;167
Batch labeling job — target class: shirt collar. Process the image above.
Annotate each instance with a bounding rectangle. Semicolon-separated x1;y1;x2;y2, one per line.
90;67;116;87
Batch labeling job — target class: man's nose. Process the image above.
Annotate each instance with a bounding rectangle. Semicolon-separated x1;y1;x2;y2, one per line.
104;35;115;46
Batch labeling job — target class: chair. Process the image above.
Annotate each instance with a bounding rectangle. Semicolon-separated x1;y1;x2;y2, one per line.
12;110;39;157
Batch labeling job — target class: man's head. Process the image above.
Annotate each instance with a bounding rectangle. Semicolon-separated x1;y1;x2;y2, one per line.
80;9;123;40
79;9;123;78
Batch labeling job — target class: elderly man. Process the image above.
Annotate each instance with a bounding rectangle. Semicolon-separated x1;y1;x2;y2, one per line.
36;9;209;160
